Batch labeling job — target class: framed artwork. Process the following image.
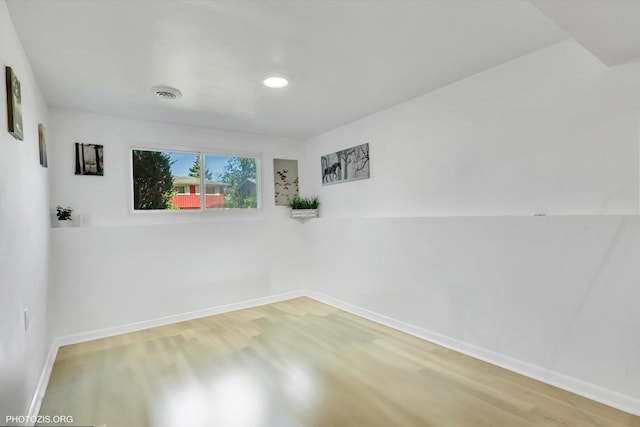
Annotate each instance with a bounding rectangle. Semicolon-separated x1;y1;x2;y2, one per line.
5;66;23;141
75;143;104;176
274;159;299;206
321;142;370;185
38;123;47;167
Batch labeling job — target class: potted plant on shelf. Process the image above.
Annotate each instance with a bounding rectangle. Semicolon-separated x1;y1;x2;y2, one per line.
289;196;320;219
56;205;73;227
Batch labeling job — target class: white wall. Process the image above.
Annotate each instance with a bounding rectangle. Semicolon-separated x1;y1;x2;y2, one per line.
301;40;640;216
0;0;51;418
49;220;306;339
301;40;640;412
47;110;306;339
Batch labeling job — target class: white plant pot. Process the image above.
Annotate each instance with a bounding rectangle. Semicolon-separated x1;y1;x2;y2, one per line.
57;220;72;227
290;209;319;219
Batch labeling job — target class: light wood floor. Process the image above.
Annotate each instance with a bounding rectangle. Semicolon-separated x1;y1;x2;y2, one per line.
38;297;639;427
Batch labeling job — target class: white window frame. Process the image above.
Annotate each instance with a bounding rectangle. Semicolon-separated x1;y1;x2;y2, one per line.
129;145;263;214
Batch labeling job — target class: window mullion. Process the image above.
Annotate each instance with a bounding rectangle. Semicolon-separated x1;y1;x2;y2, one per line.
199;153;205;210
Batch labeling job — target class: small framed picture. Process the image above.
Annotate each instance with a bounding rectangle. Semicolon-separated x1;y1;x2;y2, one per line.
5;66;24;141
75;143;104;176
38;124;48;167
274;159;299;206
321;143;370;186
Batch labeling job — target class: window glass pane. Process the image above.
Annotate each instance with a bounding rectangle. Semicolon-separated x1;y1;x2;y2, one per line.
204;155;258;209
132;150;199;210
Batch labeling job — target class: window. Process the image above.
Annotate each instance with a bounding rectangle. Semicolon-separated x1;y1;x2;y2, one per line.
204;154;257;209
131;149;260;211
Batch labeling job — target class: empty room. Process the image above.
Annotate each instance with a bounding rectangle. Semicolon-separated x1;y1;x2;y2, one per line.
1;0;639;426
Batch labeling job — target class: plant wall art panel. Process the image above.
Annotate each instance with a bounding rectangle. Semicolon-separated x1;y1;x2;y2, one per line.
5;66;23;141
321;142;369;186
274;158;299;205
38;123;47;167
75;143;104;176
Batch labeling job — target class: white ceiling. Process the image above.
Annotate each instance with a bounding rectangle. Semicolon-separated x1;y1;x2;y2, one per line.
6;0;635;140
531;0;640;66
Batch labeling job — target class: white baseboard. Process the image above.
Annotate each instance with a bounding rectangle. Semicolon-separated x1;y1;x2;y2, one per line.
305;290;640;416
55;290;307;347
28;289;640;422
26;342;59;424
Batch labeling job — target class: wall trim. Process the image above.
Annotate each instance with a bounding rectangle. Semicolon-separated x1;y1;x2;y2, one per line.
28;289;639;422
54;290;306;347
306;291;640;416
26;342;59;424
26;290;306;423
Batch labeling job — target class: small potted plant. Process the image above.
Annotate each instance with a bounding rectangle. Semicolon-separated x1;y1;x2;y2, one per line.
56;205;73;227
289;195;319;219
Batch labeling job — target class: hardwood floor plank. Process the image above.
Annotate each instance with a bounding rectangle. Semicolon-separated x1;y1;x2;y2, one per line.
37;297;639;427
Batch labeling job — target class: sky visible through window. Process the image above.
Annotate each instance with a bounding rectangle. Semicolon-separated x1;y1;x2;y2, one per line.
169;152;230;179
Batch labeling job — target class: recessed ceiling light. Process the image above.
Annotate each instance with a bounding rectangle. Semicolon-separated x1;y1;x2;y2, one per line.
150;86;182;100
263;77;289;88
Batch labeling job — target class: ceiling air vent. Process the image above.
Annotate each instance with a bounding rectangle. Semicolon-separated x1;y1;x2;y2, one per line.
150;86;182;100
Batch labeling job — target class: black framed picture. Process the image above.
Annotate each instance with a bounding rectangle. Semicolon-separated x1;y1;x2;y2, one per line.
5;66;23;141
38;123;48;167
75;143;104;176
